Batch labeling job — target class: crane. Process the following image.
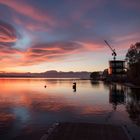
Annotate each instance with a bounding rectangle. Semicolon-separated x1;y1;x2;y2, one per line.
104;40;117;61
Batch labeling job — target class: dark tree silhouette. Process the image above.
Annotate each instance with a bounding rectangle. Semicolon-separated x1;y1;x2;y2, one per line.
126;42;140;85
90;71;101;80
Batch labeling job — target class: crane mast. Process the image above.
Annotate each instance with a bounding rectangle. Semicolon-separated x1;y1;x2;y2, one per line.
104;40;117;61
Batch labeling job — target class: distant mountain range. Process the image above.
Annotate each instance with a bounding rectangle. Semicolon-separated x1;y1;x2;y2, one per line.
0;70;91;79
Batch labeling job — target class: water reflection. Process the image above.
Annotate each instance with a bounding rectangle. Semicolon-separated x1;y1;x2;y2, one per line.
90;80;100;87
109;84;126;110
0;79;140;139
0;113;15;135
126;88;140;126
108;83;140;126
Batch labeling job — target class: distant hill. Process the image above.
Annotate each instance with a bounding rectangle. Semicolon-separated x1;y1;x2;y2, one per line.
0;70;91;79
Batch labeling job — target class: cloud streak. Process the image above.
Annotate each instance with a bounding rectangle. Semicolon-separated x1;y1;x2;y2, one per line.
0;41;104;67
0;20;20;57
0;0;54;25
22;42;85;65
0;0;140;72
0;20;17;43
0;21;104;67
0;21;104;68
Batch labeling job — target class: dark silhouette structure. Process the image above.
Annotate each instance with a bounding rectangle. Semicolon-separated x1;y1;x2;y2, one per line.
104;40;126;81
104;40;117;61
90;71;101;80
109;60;125;75
109;84;125;110
73;82;76;92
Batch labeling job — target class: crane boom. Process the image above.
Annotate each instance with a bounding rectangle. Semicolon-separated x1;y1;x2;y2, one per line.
104;40;117;60
104;40;114;52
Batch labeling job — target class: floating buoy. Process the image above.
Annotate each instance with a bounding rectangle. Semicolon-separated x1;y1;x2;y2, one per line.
73;82;76;92
73;82;76;89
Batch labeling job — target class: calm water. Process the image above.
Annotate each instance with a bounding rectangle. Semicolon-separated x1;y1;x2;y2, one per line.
0;79;140;140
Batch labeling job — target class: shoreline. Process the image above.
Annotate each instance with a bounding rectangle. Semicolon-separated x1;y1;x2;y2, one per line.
123;83;140;89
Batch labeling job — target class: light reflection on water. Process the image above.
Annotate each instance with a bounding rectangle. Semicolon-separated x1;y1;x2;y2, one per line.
0;79;140;139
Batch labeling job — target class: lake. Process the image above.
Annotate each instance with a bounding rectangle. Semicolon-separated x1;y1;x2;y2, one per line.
0;78;140;140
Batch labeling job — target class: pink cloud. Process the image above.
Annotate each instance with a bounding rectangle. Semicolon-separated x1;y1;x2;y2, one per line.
111;32;140;52
75;41;105;51
21;42;84;65
0;41;105;68
0;20;22;67
13;16;50;32
0;20;17;43
0;0;55;26
114;33;140;43
0;20;106;68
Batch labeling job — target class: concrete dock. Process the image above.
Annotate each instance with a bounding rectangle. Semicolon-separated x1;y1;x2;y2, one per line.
40;123;130;140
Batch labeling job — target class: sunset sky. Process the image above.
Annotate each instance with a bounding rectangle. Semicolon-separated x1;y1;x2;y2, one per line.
0;0;140;72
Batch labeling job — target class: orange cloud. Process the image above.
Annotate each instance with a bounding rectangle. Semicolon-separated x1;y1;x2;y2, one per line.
1;41;105;69
0;20;106;69
21;42;84;65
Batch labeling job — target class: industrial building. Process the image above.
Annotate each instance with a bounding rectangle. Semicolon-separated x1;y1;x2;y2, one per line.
108;60;125;75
